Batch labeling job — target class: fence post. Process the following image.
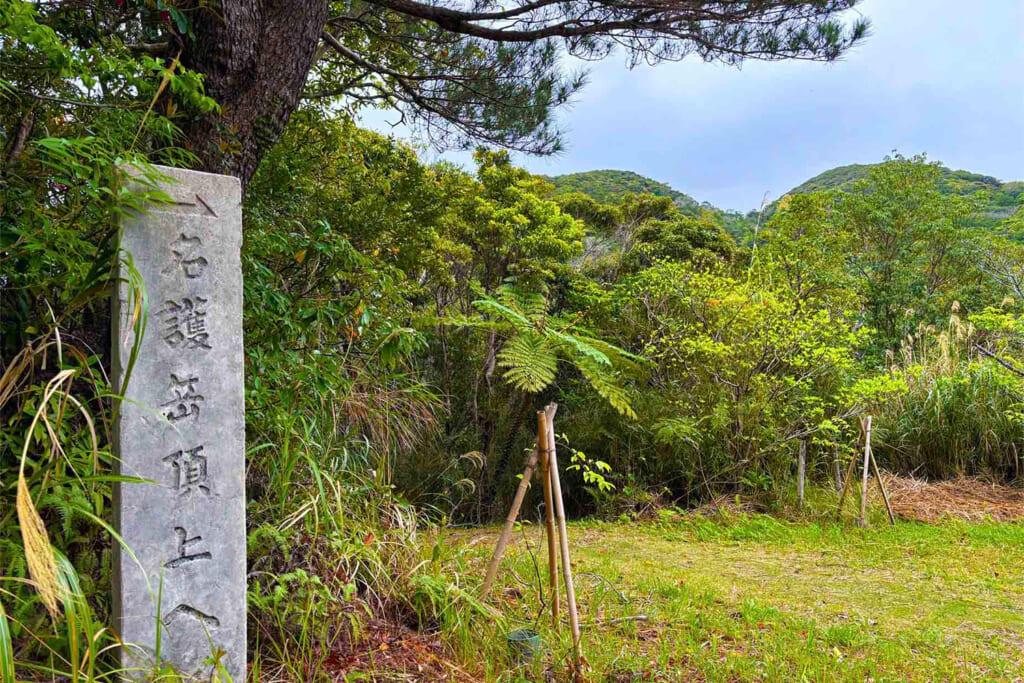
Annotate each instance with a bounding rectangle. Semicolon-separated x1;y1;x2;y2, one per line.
859;416;872;528
797;439;806;509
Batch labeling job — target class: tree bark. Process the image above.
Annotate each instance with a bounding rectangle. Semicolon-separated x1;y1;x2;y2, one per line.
180;0;329;190
485;390;535;509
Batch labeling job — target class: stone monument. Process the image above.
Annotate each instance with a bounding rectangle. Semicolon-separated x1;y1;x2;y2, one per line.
112;165;246;680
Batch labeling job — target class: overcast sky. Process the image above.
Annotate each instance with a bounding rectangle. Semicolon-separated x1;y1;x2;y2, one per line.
362;0;1024;212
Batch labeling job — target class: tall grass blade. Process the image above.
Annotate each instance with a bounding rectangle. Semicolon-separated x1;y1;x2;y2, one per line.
112;250;148;427
0;600;14;683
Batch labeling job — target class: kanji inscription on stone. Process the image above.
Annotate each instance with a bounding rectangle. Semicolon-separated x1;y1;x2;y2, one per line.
112;165;245;680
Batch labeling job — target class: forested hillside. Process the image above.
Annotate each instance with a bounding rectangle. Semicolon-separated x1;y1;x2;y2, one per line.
546;169;760;242
545;169;701;213
788;163;1024;230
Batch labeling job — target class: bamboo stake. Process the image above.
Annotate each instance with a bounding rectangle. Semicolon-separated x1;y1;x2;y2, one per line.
868;442;896;526
797;439;806;510
481;446;540;597
545;403;583;674
859;416;872;528
537;411;560;629
835;447;859;520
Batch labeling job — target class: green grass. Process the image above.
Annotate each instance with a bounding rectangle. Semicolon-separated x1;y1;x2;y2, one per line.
455;511;1024;682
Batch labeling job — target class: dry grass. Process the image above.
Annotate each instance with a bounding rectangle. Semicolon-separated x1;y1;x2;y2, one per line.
882;473;1024;523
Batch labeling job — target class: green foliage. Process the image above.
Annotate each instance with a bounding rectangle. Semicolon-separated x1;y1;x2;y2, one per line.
624;208;737;272
547;169;761;243
549;160;1022;255
622;261;868;486
460;149;586;292
496;333;557;393
564;437;615;495
757;192;858;310
833;153;988;351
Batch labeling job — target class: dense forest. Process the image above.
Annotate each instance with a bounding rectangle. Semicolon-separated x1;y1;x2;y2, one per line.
2;0;1023;681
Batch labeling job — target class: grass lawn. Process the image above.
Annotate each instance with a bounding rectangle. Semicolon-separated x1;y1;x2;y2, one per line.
453;509;1024;682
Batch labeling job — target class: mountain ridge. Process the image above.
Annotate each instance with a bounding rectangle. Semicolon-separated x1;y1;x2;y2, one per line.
545;164;1024;239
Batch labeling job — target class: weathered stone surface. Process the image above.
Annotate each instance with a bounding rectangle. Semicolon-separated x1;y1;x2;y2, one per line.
112;165;245;680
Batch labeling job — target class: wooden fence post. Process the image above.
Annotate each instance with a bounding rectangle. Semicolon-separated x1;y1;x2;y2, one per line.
833;444;843;493
797;439;806;510
859;416;872;528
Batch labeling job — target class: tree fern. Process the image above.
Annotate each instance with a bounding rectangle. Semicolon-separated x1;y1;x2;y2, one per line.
502;286;549;320
462;289;641;416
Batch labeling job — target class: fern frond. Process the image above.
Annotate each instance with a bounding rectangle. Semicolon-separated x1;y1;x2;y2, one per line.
653;417;702;449
578;359;637;419
247;523;292;562
501;287;548;320
434;313;504;330
548;328;611;366
573;334;648;365
0;540;26;579
497;333;557;393
472;298;533;332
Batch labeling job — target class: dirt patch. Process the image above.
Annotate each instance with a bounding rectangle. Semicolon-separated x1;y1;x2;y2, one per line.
319;618;479;682
883;474;1024;523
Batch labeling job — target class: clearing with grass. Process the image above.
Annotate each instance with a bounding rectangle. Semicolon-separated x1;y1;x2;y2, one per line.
458;510;1024;682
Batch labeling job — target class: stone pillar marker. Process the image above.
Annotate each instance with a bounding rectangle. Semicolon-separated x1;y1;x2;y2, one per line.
113;165;246;680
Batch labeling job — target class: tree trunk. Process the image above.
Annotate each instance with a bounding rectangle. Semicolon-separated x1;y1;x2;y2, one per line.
483;391;534;514
180;0;329;190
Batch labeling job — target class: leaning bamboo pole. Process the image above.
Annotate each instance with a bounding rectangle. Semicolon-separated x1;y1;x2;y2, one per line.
480;445;540;597
868;438;896;526
859;416;872;528
835;447;859;520
544;403;583;673
538;410;559;628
